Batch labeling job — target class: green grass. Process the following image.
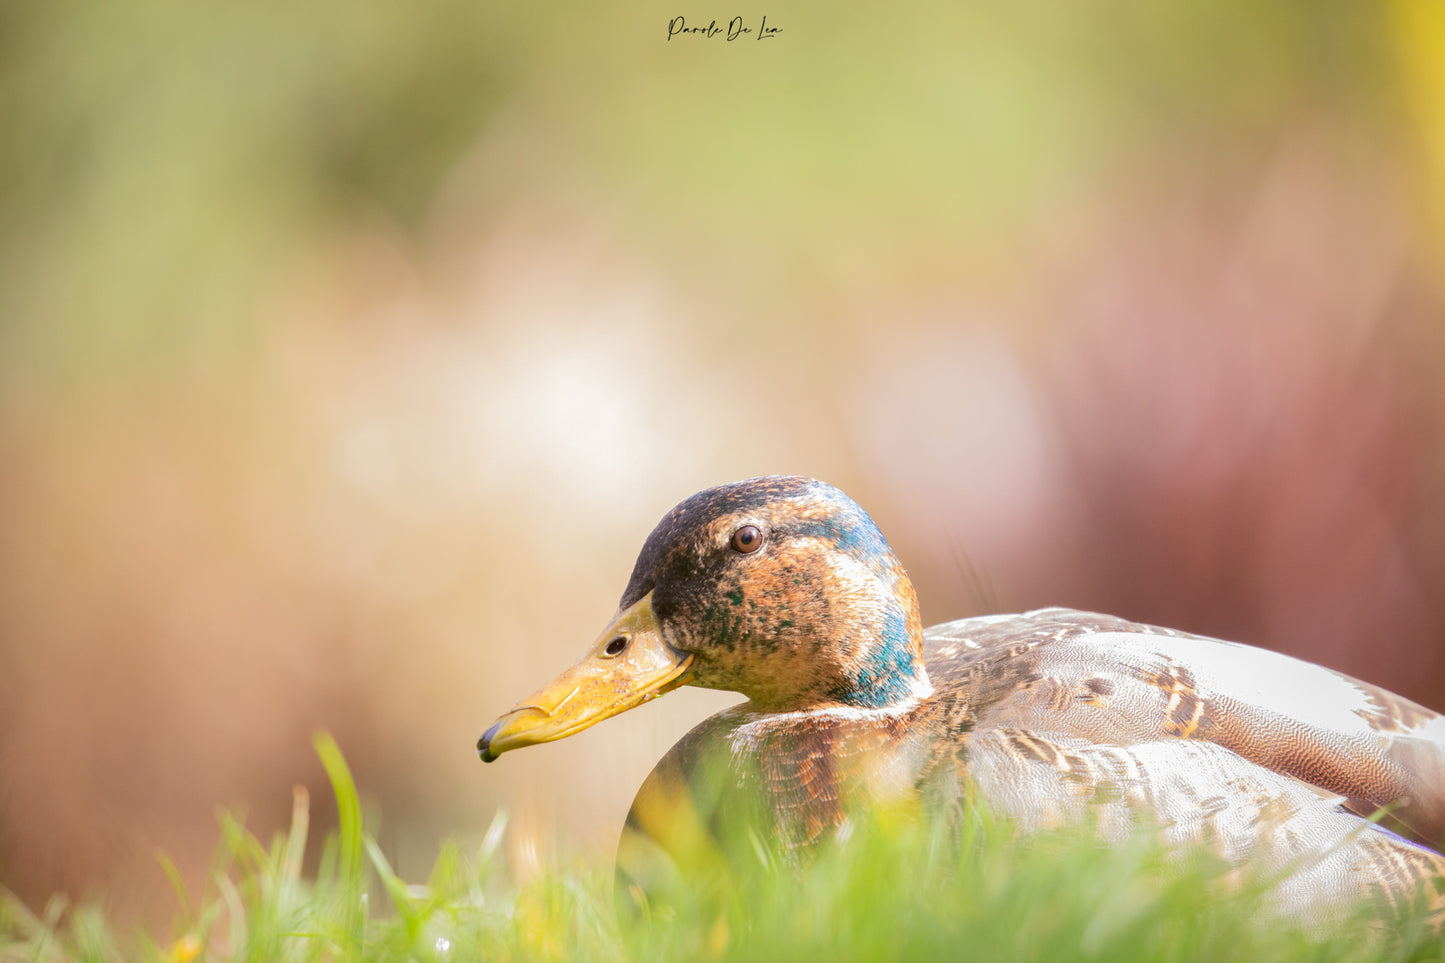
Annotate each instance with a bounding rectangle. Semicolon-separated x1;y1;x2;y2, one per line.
2;734;1441;963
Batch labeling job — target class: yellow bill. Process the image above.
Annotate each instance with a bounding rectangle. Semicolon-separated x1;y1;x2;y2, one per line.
478;591;694;762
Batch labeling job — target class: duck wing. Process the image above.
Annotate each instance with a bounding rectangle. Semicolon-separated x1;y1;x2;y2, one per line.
925;607;1445;852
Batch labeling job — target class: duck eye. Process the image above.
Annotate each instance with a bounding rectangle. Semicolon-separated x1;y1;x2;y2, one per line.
604;636;628;656
730;525;763;554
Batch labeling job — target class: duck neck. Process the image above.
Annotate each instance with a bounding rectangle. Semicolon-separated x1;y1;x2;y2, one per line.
826;578;932;709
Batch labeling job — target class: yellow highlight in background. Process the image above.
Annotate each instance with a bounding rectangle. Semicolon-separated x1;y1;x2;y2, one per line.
1391;0;1445;268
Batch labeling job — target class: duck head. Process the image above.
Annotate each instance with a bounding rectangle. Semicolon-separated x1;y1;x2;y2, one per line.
478;476;930;761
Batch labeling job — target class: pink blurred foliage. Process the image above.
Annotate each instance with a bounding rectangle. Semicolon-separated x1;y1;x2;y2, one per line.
860;133;1445;707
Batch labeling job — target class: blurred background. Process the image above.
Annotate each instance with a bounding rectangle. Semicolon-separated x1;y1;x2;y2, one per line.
4;0;1445;926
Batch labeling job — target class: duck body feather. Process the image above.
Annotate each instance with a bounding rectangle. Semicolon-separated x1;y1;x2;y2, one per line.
624;608;1445;923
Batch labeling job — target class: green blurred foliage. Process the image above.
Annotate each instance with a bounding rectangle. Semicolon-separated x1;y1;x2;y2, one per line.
0;0;515;377
0;0;1415;385
4;737;1440;962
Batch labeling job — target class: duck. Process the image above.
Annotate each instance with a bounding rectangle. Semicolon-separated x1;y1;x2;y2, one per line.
477;475;1445;925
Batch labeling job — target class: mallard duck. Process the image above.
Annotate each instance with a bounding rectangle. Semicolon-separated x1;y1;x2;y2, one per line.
478;476;1445;923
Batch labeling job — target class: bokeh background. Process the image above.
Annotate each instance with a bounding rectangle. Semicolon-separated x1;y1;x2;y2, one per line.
4;0;1445;925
